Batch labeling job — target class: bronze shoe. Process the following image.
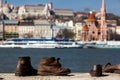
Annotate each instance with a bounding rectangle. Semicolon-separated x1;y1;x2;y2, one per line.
38;57;71;76
15;56;37;76
89;64;102;77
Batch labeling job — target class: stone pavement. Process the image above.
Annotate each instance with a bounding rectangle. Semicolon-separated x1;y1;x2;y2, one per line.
0;73;120;80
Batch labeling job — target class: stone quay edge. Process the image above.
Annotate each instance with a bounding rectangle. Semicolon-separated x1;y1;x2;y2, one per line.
0;73;120;80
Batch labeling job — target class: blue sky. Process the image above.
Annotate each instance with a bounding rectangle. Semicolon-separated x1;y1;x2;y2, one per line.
4;0;120;16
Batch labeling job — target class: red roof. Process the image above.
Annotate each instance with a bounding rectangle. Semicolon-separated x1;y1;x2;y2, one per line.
82;24;89;31
87;12;96;22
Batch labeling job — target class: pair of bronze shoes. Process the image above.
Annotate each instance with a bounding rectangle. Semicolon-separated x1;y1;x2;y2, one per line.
15;56;71;76
89;63;120;77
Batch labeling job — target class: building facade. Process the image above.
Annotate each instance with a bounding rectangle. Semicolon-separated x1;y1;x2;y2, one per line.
34;20;52;38
3;20;19;39
18;2;54;19
80;0;107;41
0;21;3;39
74;22;83;40
80;12;101;41
18;20;34;38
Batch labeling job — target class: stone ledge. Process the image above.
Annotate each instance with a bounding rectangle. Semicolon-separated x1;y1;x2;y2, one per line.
0;73;120;80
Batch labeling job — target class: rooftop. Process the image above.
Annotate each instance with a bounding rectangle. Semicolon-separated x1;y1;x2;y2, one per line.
3;20;18;25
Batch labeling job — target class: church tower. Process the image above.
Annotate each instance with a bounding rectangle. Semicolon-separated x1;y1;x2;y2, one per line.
100;0;107;41
0;0;2;7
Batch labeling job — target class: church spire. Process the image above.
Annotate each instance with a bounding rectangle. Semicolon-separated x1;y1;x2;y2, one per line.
0;0;2;7
100;0;107;41
101;0;106;11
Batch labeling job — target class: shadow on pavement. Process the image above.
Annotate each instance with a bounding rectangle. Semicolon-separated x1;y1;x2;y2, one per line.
0;78;3;80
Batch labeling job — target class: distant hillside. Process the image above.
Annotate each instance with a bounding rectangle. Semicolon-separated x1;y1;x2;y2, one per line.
106;13;120;26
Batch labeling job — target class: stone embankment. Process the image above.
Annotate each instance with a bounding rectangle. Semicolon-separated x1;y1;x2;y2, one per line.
0;73;120;80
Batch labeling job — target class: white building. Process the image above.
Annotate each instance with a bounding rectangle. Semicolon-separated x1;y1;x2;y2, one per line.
54;9;74;17
0;1;18;20
18;2;53;19
74;22;83;40
18;20;34;38
18;2;74;20
34;20;52;38
55;20;73;28
0;21;3;39
18;5;45;16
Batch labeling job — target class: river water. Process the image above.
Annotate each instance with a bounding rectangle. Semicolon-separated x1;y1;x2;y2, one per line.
0;48;120;73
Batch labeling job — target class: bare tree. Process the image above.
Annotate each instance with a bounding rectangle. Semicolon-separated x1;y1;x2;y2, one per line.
56;29;75;39
23;32;33;38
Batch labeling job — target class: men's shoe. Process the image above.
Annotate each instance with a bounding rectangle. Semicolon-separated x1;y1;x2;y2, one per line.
89;64;102;77
15;56;37;76
38;57;71;76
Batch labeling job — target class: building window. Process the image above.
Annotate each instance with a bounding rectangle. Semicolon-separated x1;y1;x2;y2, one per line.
98;32;101;35
78;30;81;35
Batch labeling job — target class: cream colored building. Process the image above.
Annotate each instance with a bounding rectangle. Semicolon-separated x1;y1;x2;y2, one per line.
0;1;18;20
74;22;83;40
0;21;3;39
54;9;74;17
18;5;45;17
116;26;120;35
18;3;74;20
18;20;34;38
55;20;73;28
4;20;18;33
34;20;52;38
18;2;53;19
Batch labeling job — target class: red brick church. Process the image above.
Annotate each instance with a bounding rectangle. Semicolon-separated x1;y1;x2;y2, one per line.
80;0;107;41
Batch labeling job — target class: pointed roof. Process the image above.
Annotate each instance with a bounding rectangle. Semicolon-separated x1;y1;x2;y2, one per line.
101;0;106;12
82;24;89;31
87;11;96;22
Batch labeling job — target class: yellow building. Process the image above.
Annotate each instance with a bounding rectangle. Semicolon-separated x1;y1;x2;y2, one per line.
3;20;19;39
4;20;18;33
